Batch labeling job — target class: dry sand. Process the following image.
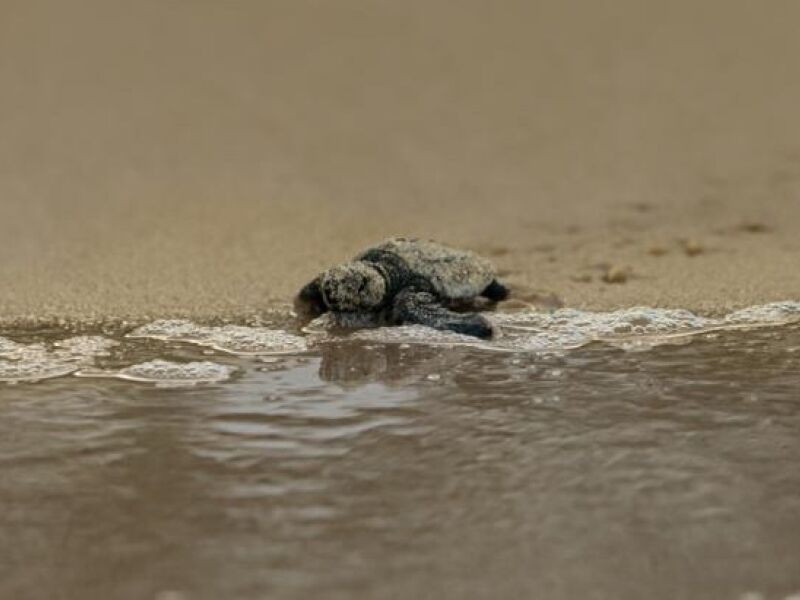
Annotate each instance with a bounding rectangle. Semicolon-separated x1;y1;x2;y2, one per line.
1;0;799;326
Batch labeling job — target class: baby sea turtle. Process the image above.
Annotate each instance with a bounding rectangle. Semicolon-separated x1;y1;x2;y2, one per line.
294;238;510;338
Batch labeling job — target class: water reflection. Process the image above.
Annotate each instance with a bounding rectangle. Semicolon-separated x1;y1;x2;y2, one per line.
317;341;468;386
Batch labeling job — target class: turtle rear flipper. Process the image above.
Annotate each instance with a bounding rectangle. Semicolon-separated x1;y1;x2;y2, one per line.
391;288;494;339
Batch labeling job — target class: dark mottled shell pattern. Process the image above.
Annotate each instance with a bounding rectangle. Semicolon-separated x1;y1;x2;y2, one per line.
356;238;496;300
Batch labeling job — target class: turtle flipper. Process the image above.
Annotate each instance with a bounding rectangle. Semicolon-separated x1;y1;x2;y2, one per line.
481;279;510;302
391;288;495;339
294;277;328;318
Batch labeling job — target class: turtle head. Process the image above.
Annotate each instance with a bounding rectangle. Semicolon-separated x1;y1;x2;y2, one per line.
320;262;386;312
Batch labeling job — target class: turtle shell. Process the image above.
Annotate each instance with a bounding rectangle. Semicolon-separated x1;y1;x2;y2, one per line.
356;238;496;300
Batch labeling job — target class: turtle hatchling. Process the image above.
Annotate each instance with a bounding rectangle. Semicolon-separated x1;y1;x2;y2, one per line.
294;238;510;338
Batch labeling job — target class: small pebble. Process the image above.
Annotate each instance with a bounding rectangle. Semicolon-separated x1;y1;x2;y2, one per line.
738;221;769;233
647;245;668;257
602;266;628;284
683;239;704;256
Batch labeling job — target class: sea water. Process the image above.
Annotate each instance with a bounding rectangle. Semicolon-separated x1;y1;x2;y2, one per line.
2;303;800;600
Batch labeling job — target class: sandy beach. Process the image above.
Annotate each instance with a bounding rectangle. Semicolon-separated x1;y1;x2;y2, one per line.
2;0;799;326
4;6;800;598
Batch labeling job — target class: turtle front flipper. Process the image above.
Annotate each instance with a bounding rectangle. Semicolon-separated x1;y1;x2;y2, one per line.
391;288;495;339
294;277;328;318
481;279;510;302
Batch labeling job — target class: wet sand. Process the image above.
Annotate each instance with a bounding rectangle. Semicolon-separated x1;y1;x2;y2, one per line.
2;0;800;326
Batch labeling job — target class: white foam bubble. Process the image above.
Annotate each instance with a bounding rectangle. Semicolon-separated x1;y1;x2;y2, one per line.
723;301;800;325
0;358;79;384
348;324;485;347
0;335;118;383
77;359;235;386
490;301;800;353
493;306;710;335
128;320;308;355
0;336;24;357
53;336;119;362
308;301;800;354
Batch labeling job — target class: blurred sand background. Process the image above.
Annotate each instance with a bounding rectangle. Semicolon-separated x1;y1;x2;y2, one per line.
1;0;799;325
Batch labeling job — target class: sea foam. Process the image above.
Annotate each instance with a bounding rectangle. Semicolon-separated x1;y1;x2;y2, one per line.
2;301;800;384
76;359;236;386
128;320;308;355
0;335;118;383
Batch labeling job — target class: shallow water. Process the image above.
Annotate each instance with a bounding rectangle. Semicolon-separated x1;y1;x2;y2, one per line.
2;307;800;600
